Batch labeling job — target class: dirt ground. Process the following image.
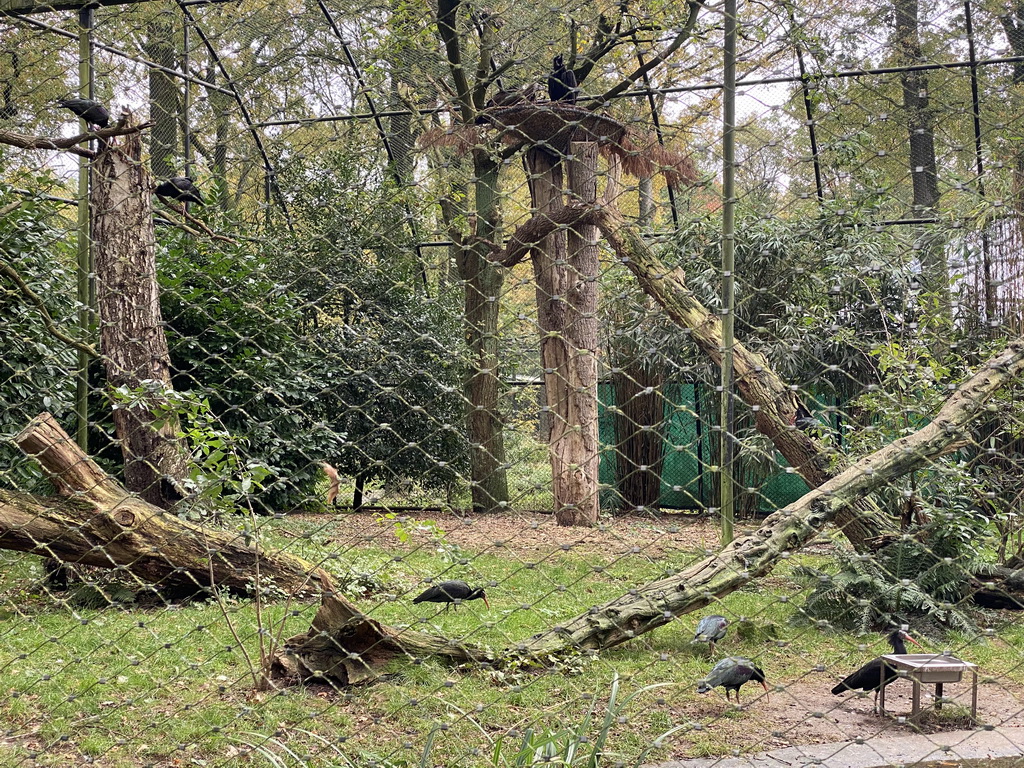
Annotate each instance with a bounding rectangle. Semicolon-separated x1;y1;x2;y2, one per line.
299;510;1024;760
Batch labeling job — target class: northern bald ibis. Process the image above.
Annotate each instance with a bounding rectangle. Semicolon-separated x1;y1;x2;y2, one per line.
697;656;769;704
831;628;922;712
58;98;109;130
547;55;578;104
693;614;729;654
156;177;205;206
412;580;489;611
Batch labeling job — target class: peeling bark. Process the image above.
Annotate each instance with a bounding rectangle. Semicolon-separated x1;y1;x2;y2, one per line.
91;121;187;507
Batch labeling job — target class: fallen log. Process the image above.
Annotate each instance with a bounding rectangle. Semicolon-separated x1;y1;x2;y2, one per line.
2;412;320;595
1;412;486;685
516;336;1024;654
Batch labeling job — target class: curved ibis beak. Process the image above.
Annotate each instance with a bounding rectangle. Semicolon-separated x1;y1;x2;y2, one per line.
905;633;922;648
760;680;770;702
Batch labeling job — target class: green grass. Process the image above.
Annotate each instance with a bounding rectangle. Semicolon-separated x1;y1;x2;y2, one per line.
1;523;1023;768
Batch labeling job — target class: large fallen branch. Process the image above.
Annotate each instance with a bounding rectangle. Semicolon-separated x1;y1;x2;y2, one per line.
0;413;484;685
518;336;1024;654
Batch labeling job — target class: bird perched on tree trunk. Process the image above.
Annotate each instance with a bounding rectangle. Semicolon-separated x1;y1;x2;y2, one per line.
58;98;109;130
697;656;769;703
156;177;205;206
547;55;578;104
412;580;489;611
693;614;729;654
831;627;922;712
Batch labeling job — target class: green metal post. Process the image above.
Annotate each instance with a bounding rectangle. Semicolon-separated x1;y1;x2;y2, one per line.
720;0;737;544
74;4;93;451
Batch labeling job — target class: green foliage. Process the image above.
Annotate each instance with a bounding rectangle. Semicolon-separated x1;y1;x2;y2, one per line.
0;180;78;492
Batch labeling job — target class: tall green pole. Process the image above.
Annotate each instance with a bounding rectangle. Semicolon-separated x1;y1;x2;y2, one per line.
720;0;737;544
75;5;94;451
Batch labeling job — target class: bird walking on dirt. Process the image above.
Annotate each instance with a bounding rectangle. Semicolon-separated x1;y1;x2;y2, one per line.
156;177;205;206
547;55;578;104
697;656;769;704
412;580;489;612
58;97;109;130
693;614;729;654
831;627;922;712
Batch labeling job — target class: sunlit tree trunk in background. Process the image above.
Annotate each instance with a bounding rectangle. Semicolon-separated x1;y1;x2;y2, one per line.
894;0;949;321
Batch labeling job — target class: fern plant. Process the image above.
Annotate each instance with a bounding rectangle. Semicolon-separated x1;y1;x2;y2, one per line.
794;535;983;634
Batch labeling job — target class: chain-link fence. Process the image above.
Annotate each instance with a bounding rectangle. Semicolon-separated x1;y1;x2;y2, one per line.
3;0;1024;765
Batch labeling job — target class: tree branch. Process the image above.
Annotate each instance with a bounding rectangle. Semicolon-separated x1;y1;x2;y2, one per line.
0;119;154;159
490;204;601;268
0;249;100;359
589;1;705;107
437;0;474;123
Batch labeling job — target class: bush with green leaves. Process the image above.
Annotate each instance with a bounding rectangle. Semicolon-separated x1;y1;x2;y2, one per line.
0;179;78;492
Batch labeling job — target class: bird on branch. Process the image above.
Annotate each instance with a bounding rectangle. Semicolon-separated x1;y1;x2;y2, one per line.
57;98;109;130
547;55;578;104
156;176;205;206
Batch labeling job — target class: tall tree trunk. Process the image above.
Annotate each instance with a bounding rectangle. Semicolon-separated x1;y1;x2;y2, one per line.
459;154;509;512
142;11;180;180
526;144;600;526
894;0;949;318
91;123;186;506
612;362;665;512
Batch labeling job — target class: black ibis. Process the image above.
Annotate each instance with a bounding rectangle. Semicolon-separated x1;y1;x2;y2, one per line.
58;98;109;130
831;628;922;712
693;614;729;654
547;55;578;104
412;580;489;611
697;656;769;703
156;177;205;206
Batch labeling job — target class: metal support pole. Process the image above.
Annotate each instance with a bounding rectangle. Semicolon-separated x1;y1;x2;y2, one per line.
74;4;94;451
720;0;737;544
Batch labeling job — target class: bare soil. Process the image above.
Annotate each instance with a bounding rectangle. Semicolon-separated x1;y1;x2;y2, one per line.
294;510;1024;760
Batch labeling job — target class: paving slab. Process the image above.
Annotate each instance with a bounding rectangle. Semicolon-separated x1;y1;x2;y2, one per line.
647;726;1024;768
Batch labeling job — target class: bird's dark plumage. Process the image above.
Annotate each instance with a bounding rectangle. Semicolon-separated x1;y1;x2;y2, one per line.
548;55;578;104
697;656;769;703
156;177;205;206
58;98;109;129
693;614;729;653
412;579;489;611
831;628;922;706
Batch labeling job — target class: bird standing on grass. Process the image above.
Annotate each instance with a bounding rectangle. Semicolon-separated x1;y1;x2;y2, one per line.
156;177;205;206
547;55;578;104
412;580;489;612
831;627;922;712
58;98;109;130
693;614;729;654
697;656;769;704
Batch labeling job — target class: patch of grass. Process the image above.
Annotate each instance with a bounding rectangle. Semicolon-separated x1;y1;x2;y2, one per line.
1;525;1023;767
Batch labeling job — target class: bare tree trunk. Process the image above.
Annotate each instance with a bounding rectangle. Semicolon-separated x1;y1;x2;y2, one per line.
524;145;601;526
895;0;949;320
91;124;186;506
459;153;509;513
612;362;665;512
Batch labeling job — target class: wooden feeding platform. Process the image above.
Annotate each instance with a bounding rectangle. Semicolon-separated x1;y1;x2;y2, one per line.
879;653;978;721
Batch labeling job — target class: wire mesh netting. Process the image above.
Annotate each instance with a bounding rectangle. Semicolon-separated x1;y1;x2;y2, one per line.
2;0;1024;765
